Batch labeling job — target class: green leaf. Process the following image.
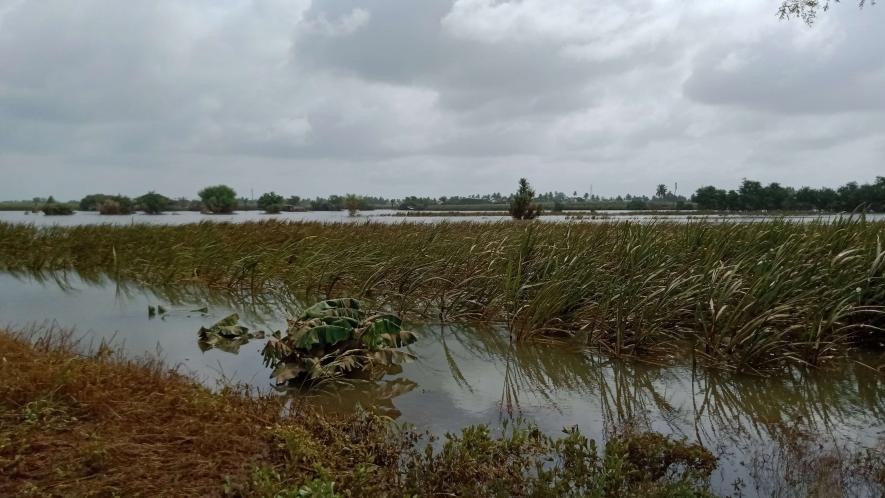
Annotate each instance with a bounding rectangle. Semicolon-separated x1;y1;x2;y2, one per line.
300;298;362;320
267;298;417;386
360;315;413;349
292;325;352;349
197;313;254;354
214;313;240;328
320;316;361;329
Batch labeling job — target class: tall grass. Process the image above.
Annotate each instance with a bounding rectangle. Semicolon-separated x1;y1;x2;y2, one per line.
1;218;883;370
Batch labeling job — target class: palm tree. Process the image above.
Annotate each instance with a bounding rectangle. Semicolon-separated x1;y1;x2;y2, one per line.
655;184;669;199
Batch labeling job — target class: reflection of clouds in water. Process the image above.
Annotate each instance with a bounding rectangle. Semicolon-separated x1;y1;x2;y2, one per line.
0;271;282;391
398;325;885;495
3;211;885;228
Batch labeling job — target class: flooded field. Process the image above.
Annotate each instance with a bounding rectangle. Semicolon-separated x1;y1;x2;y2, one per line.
2;209;883;226
2;271;882;497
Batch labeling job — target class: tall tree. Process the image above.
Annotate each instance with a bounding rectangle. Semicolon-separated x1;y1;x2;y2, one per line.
257;191;284;214
692;186;726;210
655;184;668;199
198;185;237;214
509;178;542;220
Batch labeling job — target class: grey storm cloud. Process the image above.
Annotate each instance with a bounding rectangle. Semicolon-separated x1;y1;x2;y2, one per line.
0;0;883;200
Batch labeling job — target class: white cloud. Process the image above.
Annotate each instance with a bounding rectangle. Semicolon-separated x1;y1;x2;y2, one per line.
0;0;884;200
300;7;370;37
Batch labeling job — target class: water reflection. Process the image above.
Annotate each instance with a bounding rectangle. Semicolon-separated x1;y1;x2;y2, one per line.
691;362;885;446
306;379;418;419
2;270;881;441
306;321;883;461
2;268;298;325
2;209;883;227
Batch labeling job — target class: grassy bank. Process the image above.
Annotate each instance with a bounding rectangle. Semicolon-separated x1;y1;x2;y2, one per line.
0;330;721;497
1;219;883;371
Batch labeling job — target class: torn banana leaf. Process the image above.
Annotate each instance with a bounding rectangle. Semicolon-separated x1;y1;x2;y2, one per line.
197;313;256;354
300;298;363;320
270;361;306;384
262;298;418;387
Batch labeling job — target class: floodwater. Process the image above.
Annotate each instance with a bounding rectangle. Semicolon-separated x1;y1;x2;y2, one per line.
1;271;883;497
2;209;883;227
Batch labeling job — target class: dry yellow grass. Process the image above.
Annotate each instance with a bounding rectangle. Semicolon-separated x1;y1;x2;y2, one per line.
0;330;405;497
0;330;726;498
0;331;282;496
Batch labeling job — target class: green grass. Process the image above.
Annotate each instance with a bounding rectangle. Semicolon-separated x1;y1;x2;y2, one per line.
0;201;78;212
0;218;883;371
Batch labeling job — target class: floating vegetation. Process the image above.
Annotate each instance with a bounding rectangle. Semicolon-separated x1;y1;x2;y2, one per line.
197;313;263;353
40;202;74;216
147;304;168;319
261;298;417;386
1;218;883;371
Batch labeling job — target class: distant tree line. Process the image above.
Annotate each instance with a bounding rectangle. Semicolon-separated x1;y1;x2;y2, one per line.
77;192;174;215
692;177;885;212
10;177;884;215
5;184;690;214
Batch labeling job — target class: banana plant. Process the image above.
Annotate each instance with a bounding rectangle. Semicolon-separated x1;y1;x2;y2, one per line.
261;298;417;386
197;313;263;354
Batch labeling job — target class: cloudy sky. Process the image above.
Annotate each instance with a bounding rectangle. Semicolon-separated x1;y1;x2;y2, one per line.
0;0;883;200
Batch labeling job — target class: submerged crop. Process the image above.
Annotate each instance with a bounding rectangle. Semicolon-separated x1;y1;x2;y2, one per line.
0;218;883;371
261;298;417;386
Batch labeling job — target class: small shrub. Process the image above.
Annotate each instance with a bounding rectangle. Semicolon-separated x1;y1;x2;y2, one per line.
137;191;172;214
626;198;648;210
41;196;73;215
344;194;363;216
98;199;123;215
94;196;134;215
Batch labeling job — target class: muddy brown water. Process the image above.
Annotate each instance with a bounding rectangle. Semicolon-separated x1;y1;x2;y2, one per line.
1;271;882;497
